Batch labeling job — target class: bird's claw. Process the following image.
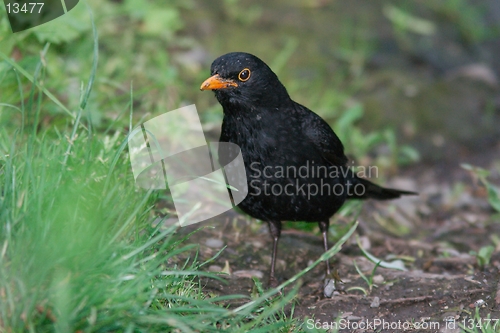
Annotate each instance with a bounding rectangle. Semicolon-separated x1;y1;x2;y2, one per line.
268;276;279;289
324;269;342;297
268;277;283;296
331;269;342;283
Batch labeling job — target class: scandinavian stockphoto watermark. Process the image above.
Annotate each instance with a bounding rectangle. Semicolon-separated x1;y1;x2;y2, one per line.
248;161;379;199
305;317;461;331
127;104;248;227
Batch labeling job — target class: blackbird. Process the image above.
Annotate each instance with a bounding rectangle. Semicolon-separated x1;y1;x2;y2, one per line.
200;52;416;295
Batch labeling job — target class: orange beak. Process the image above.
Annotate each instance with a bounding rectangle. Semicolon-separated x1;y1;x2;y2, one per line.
200;74;238;90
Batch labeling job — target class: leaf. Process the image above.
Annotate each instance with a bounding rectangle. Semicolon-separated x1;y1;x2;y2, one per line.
485;183;500;213
460;163;490;178
356;236;407;271
336;104;363;130
383;5;436;36
461;164;500;212
477;245;494;267
399;145;420;164
334;104;363;143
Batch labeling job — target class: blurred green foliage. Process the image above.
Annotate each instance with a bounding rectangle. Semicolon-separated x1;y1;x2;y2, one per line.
472;245;495;269
462;164;500;213
424;0;495;44
386;0;495;46
1;0;426;174
0;0;191;133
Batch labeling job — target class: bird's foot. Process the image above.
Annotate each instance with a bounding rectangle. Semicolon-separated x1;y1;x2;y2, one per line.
331;269;342;283
268;276;279;289
323;269;343;298
267;276;284;296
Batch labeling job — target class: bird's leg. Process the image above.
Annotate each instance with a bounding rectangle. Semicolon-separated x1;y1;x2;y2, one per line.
319;220;340;297
318;220;332;276
267;220;282;288
318;220;332;278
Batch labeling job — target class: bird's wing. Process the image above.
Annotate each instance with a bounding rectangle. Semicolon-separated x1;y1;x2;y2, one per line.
298;104;348;167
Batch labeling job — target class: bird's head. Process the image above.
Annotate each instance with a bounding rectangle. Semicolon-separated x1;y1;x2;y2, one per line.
200;52;290;110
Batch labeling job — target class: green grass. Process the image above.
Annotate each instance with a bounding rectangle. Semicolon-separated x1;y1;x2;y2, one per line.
0;112;303;331
0;5;304;331
0;45;300;333
460;307;500;333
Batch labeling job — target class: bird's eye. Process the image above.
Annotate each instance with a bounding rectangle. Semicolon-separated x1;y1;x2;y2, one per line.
238;68;251;82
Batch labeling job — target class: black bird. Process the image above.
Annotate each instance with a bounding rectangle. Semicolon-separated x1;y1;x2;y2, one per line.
200;52;416;295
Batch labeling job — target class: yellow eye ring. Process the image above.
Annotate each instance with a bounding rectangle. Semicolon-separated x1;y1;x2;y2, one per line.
238;68;251;82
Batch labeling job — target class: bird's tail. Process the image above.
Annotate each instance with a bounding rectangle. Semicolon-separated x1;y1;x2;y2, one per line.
347;176;417;200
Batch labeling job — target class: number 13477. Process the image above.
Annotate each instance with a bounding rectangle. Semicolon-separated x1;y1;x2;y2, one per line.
6;3;45;14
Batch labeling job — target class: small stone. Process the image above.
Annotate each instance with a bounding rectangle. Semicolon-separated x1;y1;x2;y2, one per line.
358;236;371;250
324;279;336;298
205;238;224;248
251;241;264;248
372;274;384;284
370;296;380;308
340;312;353;318
473;299;486;308
208;265;222;272
232;270;264;279
418;204;432;215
